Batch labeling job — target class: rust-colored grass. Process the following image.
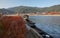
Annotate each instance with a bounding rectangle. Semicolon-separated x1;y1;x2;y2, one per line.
0;16;27;38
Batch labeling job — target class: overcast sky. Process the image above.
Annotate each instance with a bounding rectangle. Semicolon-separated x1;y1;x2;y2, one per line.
0;0;60;8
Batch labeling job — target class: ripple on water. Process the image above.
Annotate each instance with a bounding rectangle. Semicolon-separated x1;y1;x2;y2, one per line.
30;16;60;38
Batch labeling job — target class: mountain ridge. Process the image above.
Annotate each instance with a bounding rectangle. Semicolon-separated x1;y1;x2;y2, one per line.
0;4;60;14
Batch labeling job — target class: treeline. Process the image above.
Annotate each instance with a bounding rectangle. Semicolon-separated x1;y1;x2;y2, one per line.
0;4;60;14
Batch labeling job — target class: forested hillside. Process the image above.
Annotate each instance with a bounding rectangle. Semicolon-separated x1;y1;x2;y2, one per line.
0;4;60;14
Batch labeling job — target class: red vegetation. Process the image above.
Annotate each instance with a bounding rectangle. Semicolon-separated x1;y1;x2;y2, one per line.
0;16;27;38
47;12;60;15
41;12;60;15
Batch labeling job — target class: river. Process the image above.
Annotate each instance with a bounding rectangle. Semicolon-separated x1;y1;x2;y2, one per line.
29;16;60;38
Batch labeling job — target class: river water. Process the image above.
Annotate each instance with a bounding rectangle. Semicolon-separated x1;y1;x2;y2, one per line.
29;16;60;38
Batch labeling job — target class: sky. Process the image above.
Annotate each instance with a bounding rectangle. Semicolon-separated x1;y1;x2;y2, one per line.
0;0;60;8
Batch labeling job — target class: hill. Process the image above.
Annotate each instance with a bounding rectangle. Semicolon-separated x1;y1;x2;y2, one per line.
0;4;60;14
8;6;41;13
0;8;15;14
8;5;60;13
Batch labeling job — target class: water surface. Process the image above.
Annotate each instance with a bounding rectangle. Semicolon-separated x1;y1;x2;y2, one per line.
30;16;60;38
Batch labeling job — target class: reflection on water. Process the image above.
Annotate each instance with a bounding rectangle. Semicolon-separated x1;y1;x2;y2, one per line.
30;16;60;38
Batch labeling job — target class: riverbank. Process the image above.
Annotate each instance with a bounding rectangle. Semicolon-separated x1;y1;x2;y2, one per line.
1;14;60;16
28;15;60;16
